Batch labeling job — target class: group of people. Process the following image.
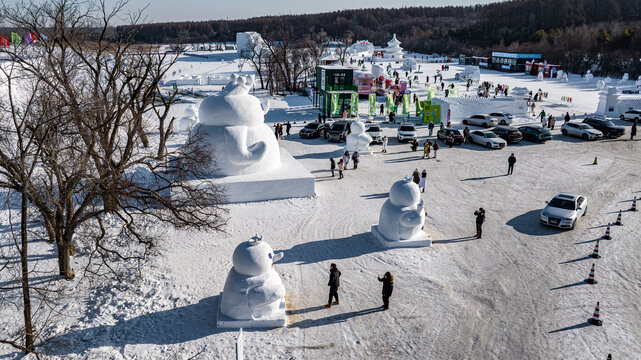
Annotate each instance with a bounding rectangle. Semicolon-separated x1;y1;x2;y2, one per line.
329;150;360;179
411;168;428;192
326;263;394;311
273;121;292;139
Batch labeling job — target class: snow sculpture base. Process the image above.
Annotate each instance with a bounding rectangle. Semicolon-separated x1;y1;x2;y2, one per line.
216;292;286;328
172;148;314;203
371;225;432;248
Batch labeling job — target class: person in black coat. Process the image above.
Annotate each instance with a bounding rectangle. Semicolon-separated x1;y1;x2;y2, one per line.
474;207;486;238
330;158;336;177
378;272;394;310
326;263;341;307
285;121;291;136
507;153;516;175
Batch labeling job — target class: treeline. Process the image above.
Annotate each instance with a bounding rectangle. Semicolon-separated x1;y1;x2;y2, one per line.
125;0;641;77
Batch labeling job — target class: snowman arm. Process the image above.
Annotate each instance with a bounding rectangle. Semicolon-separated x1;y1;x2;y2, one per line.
224;126;267;165
399;209;424;227
247;284;285;308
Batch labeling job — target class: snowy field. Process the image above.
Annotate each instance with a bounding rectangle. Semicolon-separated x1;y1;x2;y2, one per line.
1;50;640;359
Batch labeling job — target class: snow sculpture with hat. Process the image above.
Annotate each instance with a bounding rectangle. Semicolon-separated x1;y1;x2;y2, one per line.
371;177;432;248
195;74;280;176
345;120;372;154
217;235;286;328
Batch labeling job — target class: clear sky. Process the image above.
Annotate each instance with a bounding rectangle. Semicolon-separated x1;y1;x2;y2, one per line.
116;0;499;23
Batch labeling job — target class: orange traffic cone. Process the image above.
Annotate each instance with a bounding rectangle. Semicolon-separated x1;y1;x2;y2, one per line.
615;210;622;226
591;240;601;259
602;223;611;240
588;301;602;326
585;263;597;284
631;197;637;212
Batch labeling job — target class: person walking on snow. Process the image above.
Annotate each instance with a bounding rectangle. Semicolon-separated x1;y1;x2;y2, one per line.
428;121;435;137
631;120;637;140
412;168;420;184
432;141;439;159
326;263;341;307
382;136;388;153
286;121;291;136
380;103;384;115
549;116;556;130
330;158;336;177
337;159;344;179
564;112;570;123
474;208;485;239
508;153;516;175
343;151;350;168
539;110;546;124
352;150;360;169
423;141;430;159
463;126;471;144
418;169;427;192
378;272;394;310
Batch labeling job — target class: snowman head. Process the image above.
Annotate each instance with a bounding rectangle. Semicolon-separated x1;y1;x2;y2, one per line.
351;121;366;135
198;74;267;127
232;235;283;276
389;177;420;207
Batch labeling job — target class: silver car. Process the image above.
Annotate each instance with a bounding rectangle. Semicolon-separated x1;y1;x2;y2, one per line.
489;112;515;125
620;109;641;122
561;122;603;140
366;125;383;143
462;114;499;128
540;193;587;229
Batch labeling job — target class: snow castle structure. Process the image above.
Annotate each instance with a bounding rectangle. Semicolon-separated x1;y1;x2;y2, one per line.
217;236;286;328
172;74;315;203
596;86;641;117
384;34;404;59
344;121;372;154
371;178;431;248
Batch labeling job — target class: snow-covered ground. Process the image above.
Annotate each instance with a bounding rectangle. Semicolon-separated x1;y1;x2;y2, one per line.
1;50;640;359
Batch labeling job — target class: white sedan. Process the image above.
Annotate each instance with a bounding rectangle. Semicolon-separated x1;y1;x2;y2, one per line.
561;122;603;140
462;114;499;128
489;112;515;125
469;130;507;149
620;109;641;122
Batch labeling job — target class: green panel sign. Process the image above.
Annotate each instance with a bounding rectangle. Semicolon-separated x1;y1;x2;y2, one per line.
369;94;376;116
452;88;459;97
422;104;441;124
416;100;430;117
402;94;410;115
386;94;393;114
351;93;359;116
331;92;339;115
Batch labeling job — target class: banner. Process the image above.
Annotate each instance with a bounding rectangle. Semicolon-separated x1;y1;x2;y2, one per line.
452;88;459;97
402;94;410;115
417;100;430;117
368;94;376;116
427;88;437;99
350;93;358;116
386;94;393;114
331;92;339;115
422;104;441;124
11;32;21;46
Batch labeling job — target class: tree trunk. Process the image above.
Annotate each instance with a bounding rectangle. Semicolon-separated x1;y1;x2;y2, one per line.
20;190;34;353
56;235;75;280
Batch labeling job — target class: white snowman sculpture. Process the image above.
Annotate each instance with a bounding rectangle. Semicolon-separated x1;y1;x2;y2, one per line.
194;74;280;176
177;105;198;133
371;177;431;248
218;235;286;327
344;120;372;154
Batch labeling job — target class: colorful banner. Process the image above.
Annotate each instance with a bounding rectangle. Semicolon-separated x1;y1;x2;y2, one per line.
402;94;410;115
11;32;21;46
422;104;441;124
386;94;393;114
427;88;437;100
416;100;430;117
350;93;359;116
331;92;339;115
452;88;459;97
368;94;376;116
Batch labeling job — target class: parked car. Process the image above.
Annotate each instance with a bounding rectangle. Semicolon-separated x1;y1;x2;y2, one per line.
468;130;507;149
489;112;515;125
491;126;522;143
561;122;603;140
437;128;464;145
540;193;587;229
462;114;499;128
327;121;351;142
397;123;418;142
582;117;625;138
620;109;641;122
298;122;330;139
518;125;552;143
366;125;383;143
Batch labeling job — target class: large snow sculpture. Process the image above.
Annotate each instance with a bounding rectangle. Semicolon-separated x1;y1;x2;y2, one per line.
371;177;431;248
584;70;594;82
345;121;372;154
177;105;199;133
194;74;280;176
596;80;605;90
217;235;286;328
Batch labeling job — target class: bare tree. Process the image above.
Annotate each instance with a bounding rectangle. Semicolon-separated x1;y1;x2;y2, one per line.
0;0;228;282
240;35;269;89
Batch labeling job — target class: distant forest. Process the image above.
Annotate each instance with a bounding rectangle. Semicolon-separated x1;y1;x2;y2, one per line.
127;0;641;76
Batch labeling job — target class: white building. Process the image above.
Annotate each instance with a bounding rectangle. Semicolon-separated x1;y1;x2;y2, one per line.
596;87;641;116
384;34;404;59
236;31;264;58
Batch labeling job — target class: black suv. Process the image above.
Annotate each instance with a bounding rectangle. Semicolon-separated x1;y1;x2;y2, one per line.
299;122;330;139
437;128;464;145
582;117;625;138
491;126;523;143
327;121;351;142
